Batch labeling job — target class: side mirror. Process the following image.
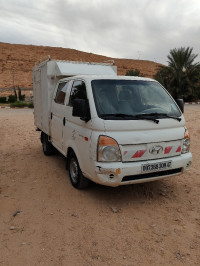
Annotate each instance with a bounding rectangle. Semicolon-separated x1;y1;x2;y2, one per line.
176;99;184;113
72;99;90;122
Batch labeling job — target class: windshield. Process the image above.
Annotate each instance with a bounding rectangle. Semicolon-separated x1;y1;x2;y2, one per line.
91;79;181;119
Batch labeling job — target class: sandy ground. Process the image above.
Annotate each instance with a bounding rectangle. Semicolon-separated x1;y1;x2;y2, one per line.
0;105;200;266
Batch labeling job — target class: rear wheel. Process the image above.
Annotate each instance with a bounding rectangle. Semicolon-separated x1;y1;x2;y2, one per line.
41;133;55;156
68;151;90;189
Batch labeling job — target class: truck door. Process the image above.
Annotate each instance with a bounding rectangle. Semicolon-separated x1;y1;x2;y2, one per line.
50;81;69;150
63;80;92;174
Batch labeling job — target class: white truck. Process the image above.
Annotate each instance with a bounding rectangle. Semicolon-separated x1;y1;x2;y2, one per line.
33;56;192;189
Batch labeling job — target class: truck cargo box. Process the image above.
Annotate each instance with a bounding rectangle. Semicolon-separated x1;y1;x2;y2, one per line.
33;56;117;134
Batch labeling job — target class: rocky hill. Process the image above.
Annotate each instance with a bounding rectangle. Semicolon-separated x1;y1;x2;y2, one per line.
0;42;161;90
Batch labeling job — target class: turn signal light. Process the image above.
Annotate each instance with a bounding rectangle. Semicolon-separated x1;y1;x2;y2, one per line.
98;136;121;162
182;129;190;154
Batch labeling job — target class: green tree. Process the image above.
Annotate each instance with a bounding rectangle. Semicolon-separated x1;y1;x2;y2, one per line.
125;69;142;77
154;47;200;100
18;86;25;101
13;87;17;101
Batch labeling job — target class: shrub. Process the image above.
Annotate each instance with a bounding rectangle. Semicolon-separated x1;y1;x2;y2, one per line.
125;69;142;76
10;101;26;108
0;97;7;103
28;102;34;108
8;94;17;103
10;101;34;108
184;94;197;102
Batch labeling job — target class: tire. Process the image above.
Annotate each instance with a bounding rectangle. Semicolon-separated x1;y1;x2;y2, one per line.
68;151;90;189
41;133;55;156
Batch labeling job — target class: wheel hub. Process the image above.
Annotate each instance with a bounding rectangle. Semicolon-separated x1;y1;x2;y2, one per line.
70;158;78;183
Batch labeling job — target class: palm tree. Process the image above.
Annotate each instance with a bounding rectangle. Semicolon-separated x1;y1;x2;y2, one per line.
155;47;200;100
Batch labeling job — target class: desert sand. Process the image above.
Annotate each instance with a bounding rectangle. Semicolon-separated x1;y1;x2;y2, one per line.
0;105;200;265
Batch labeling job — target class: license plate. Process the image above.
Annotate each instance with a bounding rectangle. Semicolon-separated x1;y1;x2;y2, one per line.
141;161;172;173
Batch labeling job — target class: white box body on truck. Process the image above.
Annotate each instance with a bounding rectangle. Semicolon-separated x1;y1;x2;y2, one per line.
33;57;192;189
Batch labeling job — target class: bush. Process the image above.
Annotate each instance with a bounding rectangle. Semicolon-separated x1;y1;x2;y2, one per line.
8;94;17;103
0;97;7;103
184;94;197;102
10;101;34;108
10;101;26;108
28;102;34;108
125;69;142;76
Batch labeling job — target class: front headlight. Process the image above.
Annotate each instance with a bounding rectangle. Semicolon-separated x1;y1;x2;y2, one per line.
98;136;121;162
182;129;190;154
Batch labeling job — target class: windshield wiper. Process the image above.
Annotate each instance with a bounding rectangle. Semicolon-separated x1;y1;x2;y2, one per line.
139;112;182;122
100;113;159;124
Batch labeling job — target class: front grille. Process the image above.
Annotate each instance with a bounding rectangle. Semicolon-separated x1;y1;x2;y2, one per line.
122;168;182;182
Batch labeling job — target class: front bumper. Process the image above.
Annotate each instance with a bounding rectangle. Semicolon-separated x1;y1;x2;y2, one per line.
91;153;192;187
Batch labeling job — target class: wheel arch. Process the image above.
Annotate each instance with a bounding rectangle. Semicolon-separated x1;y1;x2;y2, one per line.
40;131;45;143
66;145;85;172
66;146;90;189
66;147;74;170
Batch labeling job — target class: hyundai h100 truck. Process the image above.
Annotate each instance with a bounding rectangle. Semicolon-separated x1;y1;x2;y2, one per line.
33;56;192;189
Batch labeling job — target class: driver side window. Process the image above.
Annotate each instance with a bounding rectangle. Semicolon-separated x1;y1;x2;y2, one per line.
69;80;87;106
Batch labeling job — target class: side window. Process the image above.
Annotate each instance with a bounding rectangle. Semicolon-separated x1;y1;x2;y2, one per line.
55;82;68;104
69;80;87;106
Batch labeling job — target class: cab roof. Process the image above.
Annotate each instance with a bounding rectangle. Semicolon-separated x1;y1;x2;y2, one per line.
59;75;155;83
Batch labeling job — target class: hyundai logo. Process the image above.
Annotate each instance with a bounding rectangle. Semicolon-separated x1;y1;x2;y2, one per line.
149;145;163;155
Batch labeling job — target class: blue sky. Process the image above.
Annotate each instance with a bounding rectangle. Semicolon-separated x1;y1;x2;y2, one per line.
0;0;200;65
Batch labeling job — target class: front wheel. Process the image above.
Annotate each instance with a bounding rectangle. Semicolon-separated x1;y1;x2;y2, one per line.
68;151;90;189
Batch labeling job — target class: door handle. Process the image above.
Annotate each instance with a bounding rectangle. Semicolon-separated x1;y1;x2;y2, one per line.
63;117;66;126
